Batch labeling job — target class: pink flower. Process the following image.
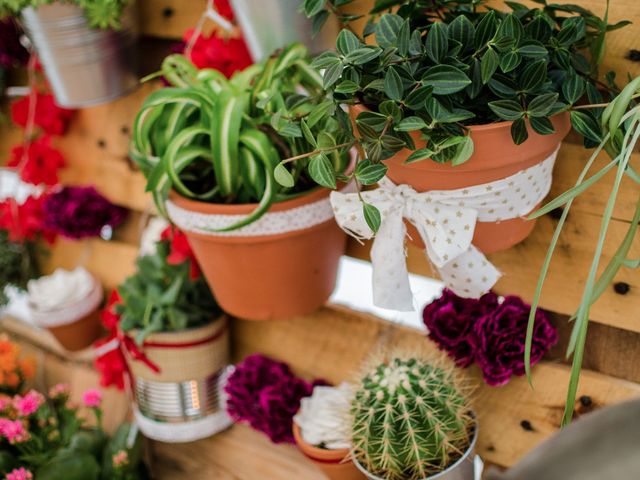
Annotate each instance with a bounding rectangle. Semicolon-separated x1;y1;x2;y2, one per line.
0;396;11;412
82;388;102;408
48;383;70;399
5;467;33;480
0;418;30;443
112;450;129;468
13;390;44;416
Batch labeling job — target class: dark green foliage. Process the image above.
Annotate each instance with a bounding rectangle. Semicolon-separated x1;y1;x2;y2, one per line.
0;0;129;29
116;238;220;344
0;230;39;307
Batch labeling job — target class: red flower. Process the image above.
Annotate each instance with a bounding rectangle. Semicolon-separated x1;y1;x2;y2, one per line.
161;226;201;279
11;92;74;136
214;0;234;20
7;136;66;186
183;29;252;77
101;290;123;331
94;333;127;391
0;194;56;244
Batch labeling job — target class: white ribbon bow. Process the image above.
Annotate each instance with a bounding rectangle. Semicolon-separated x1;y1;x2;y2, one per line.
331;148;558;311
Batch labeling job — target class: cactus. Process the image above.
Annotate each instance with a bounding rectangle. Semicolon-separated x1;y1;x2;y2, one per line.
351;356;473;480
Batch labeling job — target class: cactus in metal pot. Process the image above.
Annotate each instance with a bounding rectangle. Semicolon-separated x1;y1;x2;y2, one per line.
351;357;473;480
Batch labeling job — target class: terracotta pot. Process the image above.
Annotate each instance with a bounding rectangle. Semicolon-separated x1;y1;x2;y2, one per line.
127;317;233;443
168;187;347;320
293;423;365;480
350;105;571;253
29;275;103;351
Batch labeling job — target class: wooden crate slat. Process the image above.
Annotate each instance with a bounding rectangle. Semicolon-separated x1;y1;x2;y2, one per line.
228;308;640;470
139;0;208;39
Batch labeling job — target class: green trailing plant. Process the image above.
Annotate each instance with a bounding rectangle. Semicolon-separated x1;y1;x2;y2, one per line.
130;43;352;229
525;77;640;426
116;236;220;343
0;0;129;29
298;0;628;231
0;230;39;307
351;355;473;480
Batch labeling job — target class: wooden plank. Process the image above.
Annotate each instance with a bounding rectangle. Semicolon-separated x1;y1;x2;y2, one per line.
227;308;640;469
139;0;208;39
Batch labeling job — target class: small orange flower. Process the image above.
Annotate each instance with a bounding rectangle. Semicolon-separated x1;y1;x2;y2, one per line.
19;358;36;380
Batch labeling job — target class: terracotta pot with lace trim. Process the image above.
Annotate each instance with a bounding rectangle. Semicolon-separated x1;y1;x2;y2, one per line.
166;187;347;321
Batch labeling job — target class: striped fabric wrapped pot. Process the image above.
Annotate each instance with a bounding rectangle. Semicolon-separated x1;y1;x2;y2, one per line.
127;315;232;443
167;187;347;321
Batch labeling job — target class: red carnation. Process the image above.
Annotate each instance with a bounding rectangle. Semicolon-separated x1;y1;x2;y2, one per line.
214;0;234;20
0;194;56;243
183;29;252;77
161;226;201;279
7;136;66;186
94;333;127;390
101;289;123;331
11;92;74;136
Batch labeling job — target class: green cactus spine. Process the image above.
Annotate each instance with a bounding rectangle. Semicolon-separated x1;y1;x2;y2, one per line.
351;357;473;480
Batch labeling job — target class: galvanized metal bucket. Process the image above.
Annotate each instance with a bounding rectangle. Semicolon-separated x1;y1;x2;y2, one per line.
353;424;480;480
20;2;139;108
229;0;338;61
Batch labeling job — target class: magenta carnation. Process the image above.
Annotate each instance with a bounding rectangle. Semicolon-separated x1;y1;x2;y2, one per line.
224;354;314;444
423;289;498;367
42;186;127;239
473;296;558;386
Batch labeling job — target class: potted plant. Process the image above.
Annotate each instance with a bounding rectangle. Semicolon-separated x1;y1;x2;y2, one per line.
109;228;231;442
130;44;352;320
26;267;104;352
0;0;138;107
301;0;625;253
350;354;476;480
0;230;39;310
0;385;146;479
293;383;364;480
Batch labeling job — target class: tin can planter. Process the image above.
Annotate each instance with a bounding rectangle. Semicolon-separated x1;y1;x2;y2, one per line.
352;425;479;480
29;272;103;352
128;317;232;443
293;423;365;480
350;105;571;253
20;2;139;108
166;187;347;321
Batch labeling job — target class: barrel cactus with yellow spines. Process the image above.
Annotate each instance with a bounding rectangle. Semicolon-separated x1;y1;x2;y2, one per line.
351;357;474;480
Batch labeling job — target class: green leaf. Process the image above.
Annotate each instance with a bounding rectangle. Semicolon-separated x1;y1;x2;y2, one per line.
381;134;405;150
404;85;433;110
519;59;546;92
336;29;361;55
405;147;435;164
395;116;428;132
480;47;499;84
335;80;359;94
500;50;521;73
303;0;325;16
307;100;335;128
397;19;411;56
529;116;556;135
375;13;403;48
355;160;388;185
211;91;244;197
274;162;295;187
323;60;344;89
451;136;474;166
562;75;585;104
384;66;404;101
498;13;524;43
409;29;423;55
363;202;381;232
312;51;341;69
570;110;603;143
518;42;548;58
488;77;517;98
511;117;529;144
300;119;317;147
311;10;329;37
527;93;559;117
488;99;524;120
425;22;448;63
345;47;382;65
475;10;497;49
309;153;337;189
448;15;475;47
422;65;471;95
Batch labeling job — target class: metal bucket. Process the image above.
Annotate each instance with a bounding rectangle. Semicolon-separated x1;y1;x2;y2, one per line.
20;2;139;108
353;424;480;480
229;0;338;61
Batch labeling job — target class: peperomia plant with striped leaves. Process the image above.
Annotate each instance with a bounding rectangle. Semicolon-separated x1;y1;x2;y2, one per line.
130;43;352;230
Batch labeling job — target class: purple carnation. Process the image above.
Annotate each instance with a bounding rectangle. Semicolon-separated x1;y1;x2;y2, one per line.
423;289;498;367
473;296;558;386
224;354;314;444
0;19;29;69
42;186;128;239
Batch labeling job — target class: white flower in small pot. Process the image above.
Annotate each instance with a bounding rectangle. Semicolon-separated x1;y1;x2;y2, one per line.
27;267;103;351
351;355;477;480
293;383;364;480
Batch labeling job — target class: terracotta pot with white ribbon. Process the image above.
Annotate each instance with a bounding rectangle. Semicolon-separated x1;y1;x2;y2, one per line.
350;105;571;254
166;187;348;320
